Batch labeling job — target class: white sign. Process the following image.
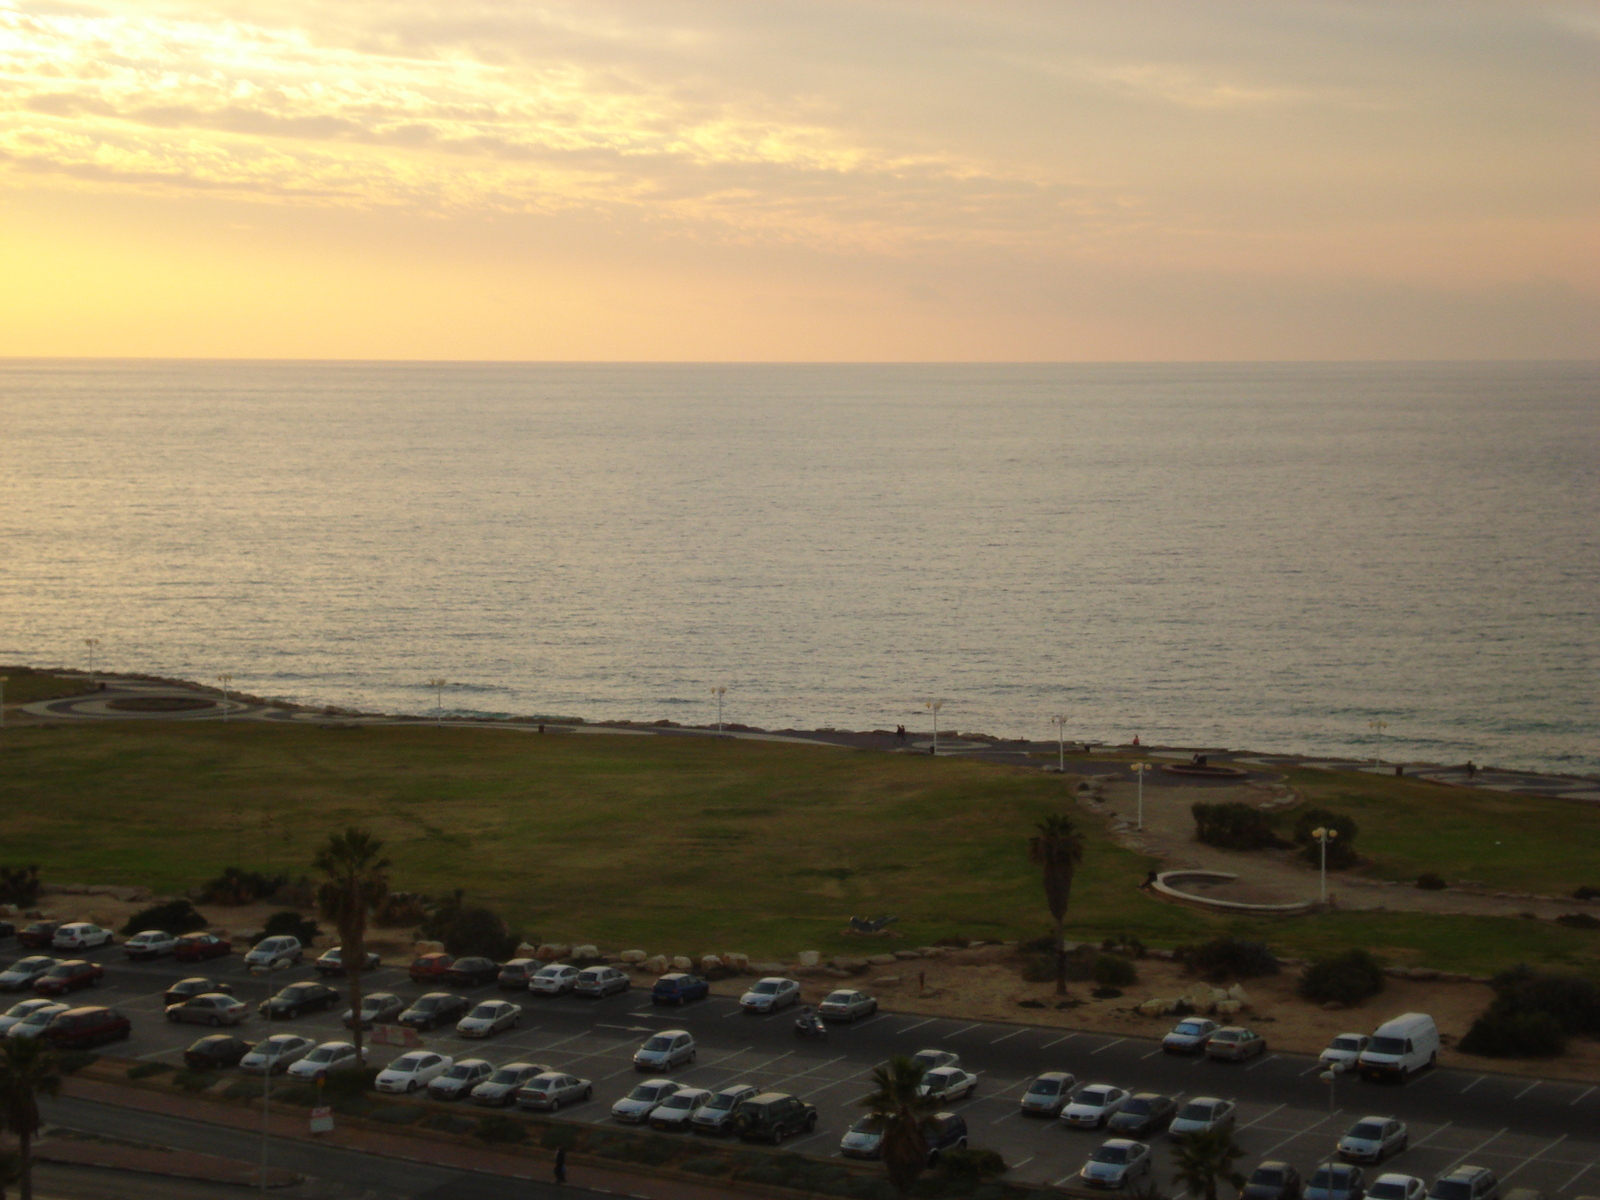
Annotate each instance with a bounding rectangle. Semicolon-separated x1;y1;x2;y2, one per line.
310;1106;334;1134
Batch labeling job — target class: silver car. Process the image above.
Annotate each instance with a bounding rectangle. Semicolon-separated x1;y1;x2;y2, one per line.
428;1058;493;1101
165;993;250;1027
612;1078;682;1123
1170;1097;1236;1139
515;1071;593;1111
528;964;579;995
738;977;800;1013
840;1116;885;1159
691;1084;759;1135
818;989;877;1021
1020;1071;1078;1117
1370;1176;1427;1200
470;1062;550;1106
919;1067;978;1103
1307;1163;1366;1200
0;999;62;1035
909;1048;959;1073
649;1087;713;1130
1062;1084;1131;1129
456;999;522;1038
1321;1033;1369;1071
343;992;405;1029
1162;1017;1218;1053
240;1033;315;1074
0;957;58;992
5;1003;67;1040
1338;1117;1409;1164
1077;1139;1153;1190
286;1041;365;1081
574;966;630;998
633;1029;696;1071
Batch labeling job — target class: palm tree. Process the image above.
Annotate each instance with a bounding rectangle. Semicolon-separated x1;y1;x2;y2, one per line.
858;1056;942;1198
313;827;391;1064
1027;813;1084;994
1171;1125;1247;1200
0;1036;61;1200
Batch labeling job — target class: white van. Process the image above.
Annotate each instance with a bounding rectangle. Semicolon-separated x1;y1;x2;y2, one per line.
1357;1012;1439;1081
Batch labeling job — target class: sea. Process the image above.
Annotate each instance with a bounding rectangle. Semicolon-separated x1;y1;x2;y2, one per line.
2;359;1595;776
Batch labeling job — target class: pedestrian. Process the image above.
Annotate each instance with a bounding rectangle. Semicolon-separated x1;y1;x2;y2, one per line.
554;1145;567;1185
1140;869;1158;892
1465;760;1477;779
538;723;545;734
1132;735;1140;747
918;970;925;993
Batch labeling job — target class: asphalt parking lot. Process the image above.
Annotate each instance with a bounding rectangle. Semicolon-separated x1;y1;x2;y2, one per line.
20;944;1600;1196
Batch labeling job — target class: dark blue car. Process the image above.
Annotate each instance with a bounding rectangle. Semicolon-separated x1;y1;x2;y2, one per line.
651;973;710;1005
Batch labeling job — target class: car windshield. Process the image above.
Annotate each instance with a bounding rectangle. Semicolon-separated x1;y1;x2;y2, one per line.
535;968;563;978
706;1094;736;1110
912;1052;942;1067
643;1036;673;1051
263;1036;301;1052
753;982;778;994
849;1117;879;1135
17;1009;60;1027
281;985;313;997
1311;1169;1349;1189
1179;1102;1218;1120
1094;1146;1133;1164
1369;1036;1406;1054
18;959;52;970
1079;1089;1111;1106
490;1068;524;1084
1211;1031;1240;1042
361;998;387;1011
1029;1079;1061;1096
1252;1169;1287;1186
1430;1183;1471;1200
1124;1097;1156;1114
660;1094;693;1109
825;991;853;1003
1176;1021;1209;1034
1331;1037;1363;1051
442;1064;475;1079
1369;1185;1408;1200
307;1047;340;1062
413;998;443;1011
469;1004;500;1019
628;1084;665;1100
393;1054;427;1070
45;964;77;976
1349;1123;1386;1140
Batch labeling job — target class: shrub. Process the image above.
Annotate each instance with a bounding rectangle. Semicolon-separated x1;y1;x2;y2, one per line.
541;1125;580;1151
938;1148;1008;1182
1101;934;1146;958
1019;954;1056;983
1292;808;1359;869
1487;967;1600;1035
375;892;430;927
681;1158;731;1177
1459;1009;1566;1057
173;1070;216;1093
1298;950;1386;1006
321;1065;379;1099
125;1061;174;1080
252;911;321;947
1094;955;1138;988
1416;873;1447;891
1574;886;1600;901
422;1113;477;1135
417;890;522;960
120;899;208;937
0;865;41;908
371;1105;423;1125
1191;803;1282;851
1183;938;1280;981
474;1115;528;1145
1557;912;1600;929
195;867;289;906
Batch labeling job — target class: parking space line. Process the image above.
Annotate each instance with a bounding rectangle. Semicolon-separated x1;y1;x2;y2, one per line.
1409;1121;1452;1148
1299;1062;1326;1077
1239;1103;1285;1129
1498;1133;1565;1183
990;1029;1026;1045
1571;1085;1597;1106
1141;1049;1163;1060
786;1131;830;1148
1459;1075;1488;1093
1559;1158;1595;1194
1040;1034;1075;1049
1011;1156;1033;1169
898;1018;936;1034
989;1109;1023;1125
1442;1128;1507;1176
1255;1111;1341;1159
769;1055;848;1089
1089;1039;1124;1055
942;1023;981;1040
1244;1054;1279;1071
1513;1080;1540;1100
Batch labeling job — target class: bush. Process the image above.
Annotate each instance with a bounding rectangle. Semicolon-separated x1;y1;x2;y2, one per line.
321;1065;378;1099
1574;886;1600;901
1292;808;1359;869
938;1148;1007;1182
1101;934;1146;958
1487;967;1600;1035
195;867;289;906
371;1104;423;1125
1094;955;1138;988
1459;1008;1566;1057
173;1070;216;1093
417;891;522;960
1416;873;1448;890
474;1114;528;1145
1182;938;1280;981
376;892;430;927
251;911;321;947
120;899;208;937
1298;950;1386;1006
423;1113;477;1135
681;1158;731;1177
1019;954;1056;983
1191;803;1282;851
125;1061;174;1080
541;1125;580;1151
1557;912;1600;929
0;865;41;908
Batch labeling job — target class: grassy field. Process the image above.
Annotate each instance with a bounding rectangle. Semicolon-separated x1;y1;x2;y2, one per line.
1;720;1597;975
0;666;93;706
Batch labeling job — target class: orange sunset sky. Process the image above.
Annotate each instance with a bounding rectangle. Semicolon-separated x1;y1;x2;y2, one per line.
1;0;1595;361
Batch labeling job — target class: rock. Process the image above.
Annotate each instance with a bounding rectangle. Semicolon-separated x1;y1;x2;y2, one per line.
643;955;669;974
1407;967;1440;981
1138;998;1173;1016
894;950;921;960
1215;999;1241;1017
671;955;693;972
1226;984;1252;1009
516;943;544;960
536;943;571;962
798;951;821;967
619;949;648;964
1383;966;1410;978
413;940;445;956
700;955;723;974
914;947;944;958
1322;1000;1345;1010
867;953;898;966
722;953;750;972
1147;948;1177;961
573;944;600;960
831;957;869;973
870;976;900;986
822;967;851;978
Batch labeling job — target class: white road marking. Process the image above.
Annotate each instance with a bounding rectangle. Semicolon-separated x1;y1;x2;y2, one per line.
1498;1133;1565;1183
769;1055;848;1088
990;1029;1026;1045
1255;1111;1342;1159
1441;1128;1507;1176
1409;1121;1452;1148
942;1023;981;1040
898;1017;936;1034
1513;1080;1541;1100
1141;1049;1163;1060
1011;1156;1034;1169
1459;1075;1487;1093
1559;1157;1596;1194
1090;1038;1125;1055
1244;1053;1279;1071
1040;1034;1076;1049
1239;1103;1286;1129
1570;1085;1596;1106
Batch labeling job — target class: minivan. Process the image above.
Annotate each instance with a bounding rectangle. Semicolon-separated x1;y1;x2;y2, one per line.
574;966;629;998
1358;1014;1439;1081
244;936;303;970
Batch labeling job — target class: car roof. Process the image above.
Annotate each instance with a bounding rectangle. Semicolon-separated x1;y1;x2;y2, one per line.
1036;1071;1074;1081
755;976;790;984
1103;1138;1140;1149
657;1029;691;1037
748;1092;792;1103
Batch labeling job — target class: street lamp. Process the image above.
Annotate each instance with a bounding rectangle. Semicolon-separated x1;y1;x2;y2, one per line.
1050;714;1068;773
1368;719;1388;768
250;956;292;1191
1319;1065;1341;1113
0;676;7;730
925;699;945;755
711;686;726;734
428;678;448;727
84;637;100;688
1129;761;1153;831
1312;826;1339;905
216;674;233;722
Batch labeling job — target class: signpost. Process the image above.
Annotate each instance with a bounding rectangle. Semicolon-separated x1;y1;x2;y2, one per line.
310;1106;334;1134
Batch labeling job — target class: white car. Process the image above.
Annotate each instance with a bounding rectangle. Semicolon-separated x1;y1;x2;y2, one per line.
1077;1139;1153;1190
528;964;580;995
1162;1017;1218;1053
470;1062;549;1106
375;1050;453;1093
918;1067;978;1103
1321;1034;1370;1071
0;999;60;1035
244;936;303;969
123;930;179;959
1062;1084;1131;1129
739;977;800;1013
5;1003;67;1040
515;1071;593;1111
909;1048;960;1073
840;1116;885;1159
649;1086;713;1130
52;923;114;951
634;1029;696;1071
691;1084;760;1134
1170;1097;1236;1138
428;1058;494;1101
1338;1117;1409;1164
1020;1071;1078;1117
240;1033;315;1074
456;999;522;1038
818;990;878;1021
612;1078;682;1122
574;966;630;998
314;946;380;975
1369;1174;1427;1200
286;1041;365;1081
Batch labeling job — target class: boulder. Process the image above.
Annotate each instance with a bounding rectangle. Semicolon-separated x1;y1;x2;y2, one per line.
573;944;600;960
1138;997;1173;1016
914;947;945;958
413;940;445;956
1215;999;1241;1018
642;955;669;974
870;976;901;986
867;953;898;966
671;955;693;972
1407;967;1440;981
822;967;851;978
722;953;750;972
619;949;648;964
893;950;922;960
798;951;821;967
1226;984;1252;1009
831;957;869;974
537;943;571;962
700;955;724;974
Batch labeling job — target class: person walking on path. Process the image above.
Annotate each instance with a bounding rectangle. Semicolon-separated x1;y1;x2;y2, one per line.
553;1145;567;1185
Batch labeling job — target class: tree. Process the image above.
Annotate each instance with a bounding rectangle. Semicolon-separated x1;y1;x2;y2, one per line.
1171;1125;1247;1200
1027;814;1084;995
0;1036;62;1200
859;1057;942;1198
312;828;391;1064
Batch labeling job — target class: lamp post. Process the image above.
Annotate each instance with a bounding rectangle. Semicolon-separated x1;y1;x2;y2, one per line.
926;699;945;755
0;675;7;730
1129;761;1152;831
711;686;726;734
428;678;448;727
1368;719;1388;768
1319;1065;1340;1113
84;637;100;688
250;957;289;1191
1050;714;1068;773
1313;826;1339;905
216;674;233;722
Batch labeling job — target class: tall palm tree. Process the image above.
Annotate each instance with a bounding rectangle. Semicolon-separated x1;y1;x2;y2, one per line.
858;1056;942;1198
0;1036;61;1200
313;827;391;1064
1027;813;1084;994
1171;1125;1247;1200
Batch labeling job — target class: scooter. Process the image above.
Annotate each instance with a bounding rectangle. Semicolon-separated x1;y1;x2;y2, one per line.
793;1009;827;1039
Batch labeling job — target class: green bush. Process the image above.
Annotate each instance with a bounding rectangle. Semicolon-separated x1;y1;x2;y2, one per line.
1191;803;1282;851
55;1051;99;1075
1416;873;1447;890
681;1157;731;1177
937;1148;1007;1182
1292;808;1359;869
173;1070;216;1093
251;910;321;946
1094;956;1138;988
125;1061;174;1080
474;1114;528;1145
1487;967;1600;1035
195;867;290;906
417;890;523;960
273;1083;322;1107
0;865;42;908
541;1125;580;1151
1182;938;1280;981
223;1079;263;1101
1557;912;1600;929
1019;954;1056;983
1298;950;1386;1006
120;899;208;937
321;1065;379;1099
1459;1009;1566;1057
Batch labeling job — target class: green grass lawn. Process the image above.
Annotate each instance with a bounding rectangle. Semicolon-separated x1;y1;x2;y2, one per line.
0;666;92;706
1;721;1597;976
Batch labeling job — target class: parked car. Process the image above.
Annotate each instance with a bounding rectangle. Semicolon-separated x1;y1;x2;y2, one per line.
427;1058;493;1101
1307;1163;1367;1200
648;1086;712;1129
173;933;232;963
0;998;62;1035
818;989;877;1021
691;1084;759;1135
840;1115;885;1159
456;999;522;1038
287;1041;365;1081
40;1005;131;1049
633;1029;696;1071
1359;1014;1440;1082
123;930;179;960
1338;1117;1409;1164
652;973;710;1006
497;959;541;989
1077;1138;1154;1190
165;993;249;1026
1163;1017;1218;1054
515;1071;593;1111
314;946;380;976
343;992;405;1028
1170;1097;1236;1139
733;1092;817;1144
408;952;455;983
1427;1168;1499;1200
611;1078;681;1123
739;977;800;1013
35;960;104;996
5;1002;67;1040
0;920;13;941
470;1062;549;1106
0;957;59;992
243;936;303;970
398;992;471;1031
1244;1162;1305;1200
376;1050;453;1093
259;981;340;1020
1063;1084;1131;1129
528;964;580;995
240;1033;316;1074
52;923;114;951
909;1049;960;1073
575;966;630;998
184;1033;252;1069
1368;1177;1426;1200
15;922;60;950
919;1066;978;1103
1021;1071;1079;1118
1107;1093;1178;1138
1206;1026;1267;1062
444;957;501;988
1320;1034;1370;1071
923;1112;969;1165
164;977;232;1007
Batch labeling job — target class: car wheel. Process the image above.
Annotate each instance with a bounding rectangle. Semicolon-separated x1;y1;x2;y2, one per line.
167;1011;180;1023
210;1016;222;1027
584;1087;593;1101
805;1113;817;1132
406;1081;417;1093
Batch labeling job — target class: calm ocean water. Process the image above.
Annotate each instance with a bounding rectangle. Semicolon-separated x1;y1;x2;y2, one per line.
2;360;1595;775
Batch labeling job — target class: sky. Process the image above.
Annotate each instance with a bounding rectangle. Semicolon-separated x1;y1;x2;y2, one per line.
0;0;1595;361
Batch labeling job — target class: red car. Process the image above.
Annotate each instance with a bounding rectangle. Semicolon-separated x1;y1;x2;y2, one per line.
35;959;105;996
16;922;60;950
174;933;232;963
409;953;454;983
